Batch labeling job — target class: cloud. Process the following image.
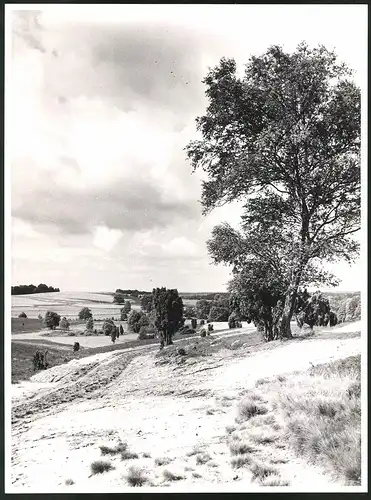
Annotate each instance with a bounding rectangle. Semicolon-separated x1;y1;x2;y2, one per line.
93;226;123;252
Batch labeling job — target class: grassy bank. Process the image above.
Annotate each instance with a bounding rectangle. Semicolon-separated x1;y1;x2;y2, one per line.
226;355;361;486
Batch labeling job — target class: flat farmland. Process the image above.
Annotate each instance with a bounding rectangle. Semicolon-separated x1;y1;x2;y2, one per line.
11;291;140;320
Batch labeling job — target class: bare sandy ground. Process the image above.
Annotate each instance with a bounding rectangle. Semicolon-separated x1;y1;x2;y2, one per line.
9;322;362;493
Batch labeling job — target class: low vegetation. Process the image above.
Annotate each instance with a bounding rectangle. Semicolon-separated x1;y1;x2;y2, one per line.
90;460;115;475
125;466;148;487
227;355;362;487
99;441;127;456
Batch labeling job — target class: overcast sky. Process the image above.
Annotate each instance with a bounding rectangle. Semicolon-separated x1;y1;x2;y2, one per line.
8;4;366;293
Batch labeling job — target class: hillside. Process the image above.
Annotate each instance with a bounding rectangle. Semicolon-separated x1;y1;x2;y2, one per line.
10;321;362;492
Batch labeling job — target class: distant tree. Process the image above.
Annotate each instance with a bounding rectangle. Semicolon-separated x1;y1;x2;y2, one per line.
152;287;184;346
208;296;230;322
78;307;93;321
44;311;61;330
86;317;94;331
73;342;80;352
119;324;124;335
113;292;126;304
140;295;153;313
191;318;197;329
336;299;348;323
102;319;115;336
228;312;239;329
111;326;117;343
123;300;132;315
120;308;128;321
127;310;148;334
60;316;70;330
346;296;360;321
184;305;197;319
186;44;360;338
18;312;27;318
195;299;212;320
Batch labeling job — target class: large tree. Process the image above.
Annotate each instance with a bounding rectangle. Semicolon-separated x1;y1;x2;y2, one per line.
186;43;360;337
152;287;184;346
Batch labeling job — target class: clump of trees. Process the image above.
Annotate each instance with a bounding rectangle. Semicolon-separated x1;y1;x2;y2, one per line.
33;350;49;370
186;43;360;339
78;307;93;321
12;284;60;295
127;310;149;334
195;299;212;320
102;319;116;336
153;287;184;346
44;311;61;330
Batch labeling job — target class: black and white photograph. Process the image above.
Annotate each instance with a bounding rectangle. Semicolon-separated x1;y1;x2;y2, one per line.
5;4;367;493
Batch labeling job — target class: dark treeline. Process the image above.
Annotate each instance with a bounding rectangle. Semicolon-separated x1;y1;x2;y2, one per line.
115;289;150;298
11;284;60;295
181;293;226;301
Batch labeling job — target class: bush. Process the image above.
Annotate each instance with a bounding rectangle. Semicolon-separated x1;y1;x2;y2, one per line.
178;326;195;335
191;318;197;329
100;442;127;456
125;466;148;487
90;460;114;475
37;314;43;320
237;398;268;421
73;342;80;352
138;326;156;340
32;350;49;371
102;319;115;336
60;316;70;330
18;312;27;318
86;317;94;331
163;469;184;482
200;329;207;338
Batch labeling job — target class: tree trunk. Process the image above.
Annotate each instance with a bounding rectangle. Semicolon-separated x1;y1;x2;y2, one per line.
280;275;302;338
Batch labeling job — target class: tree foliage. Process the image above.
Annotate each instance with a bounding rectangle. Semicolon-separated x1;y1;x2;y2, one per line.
127;310;149;334
60;316;70;330
186;43;360;338
78;307;93;321
195;299;212;319
102;319;115;336
86;317;94;331
44;311;61;330
152;287;184;346
140;295;153;313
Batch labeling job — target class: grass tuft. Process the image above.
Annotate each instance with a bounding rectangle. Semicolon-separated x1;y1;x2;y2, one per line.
155;457;172;466
237;398;268;421
229;440;255;456
100;441;127;456
65;478;75;485
196;453;211;465
251;463;279;482
163;469;185;482
121;450;139;460
90;460;115;475
125;466;148;487
261;477;290;486
231;454;251;469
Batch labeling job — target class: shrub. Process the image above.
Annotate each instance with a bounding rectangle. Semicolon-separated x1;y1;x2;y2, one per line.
163;469;184;482
60;316;70;330
102;319;115;336
178;326;195;335
231;455;251;469
37;314;43;320
65;478;75;485
32;350;49;370
73;342;80;352
119;324;124;335
200;319;205;326
237;398;268;421
191;318;197;329
125;466;148;487
68;332;76;336
251;463;279;482
18;312;27;318
138;325;156;340
121;450;139;460
229;440;255;455
86;317;94;331
90;460;114;475
196;453;211;465
200;329;207;338
155;457;172;466
100;442;127;456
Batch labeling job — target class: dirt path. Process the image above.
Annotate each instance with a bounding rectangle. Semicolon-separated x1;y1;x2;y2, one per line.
10;332;361;492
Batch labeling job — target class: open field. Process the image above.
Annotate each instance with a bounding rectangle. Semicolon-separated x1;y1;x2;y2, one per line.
11;291;141;320
10;319;362;492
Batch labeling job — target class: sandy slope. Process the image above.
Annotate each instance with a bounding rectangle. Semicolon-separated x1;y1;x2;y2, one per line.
9;325;362;493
